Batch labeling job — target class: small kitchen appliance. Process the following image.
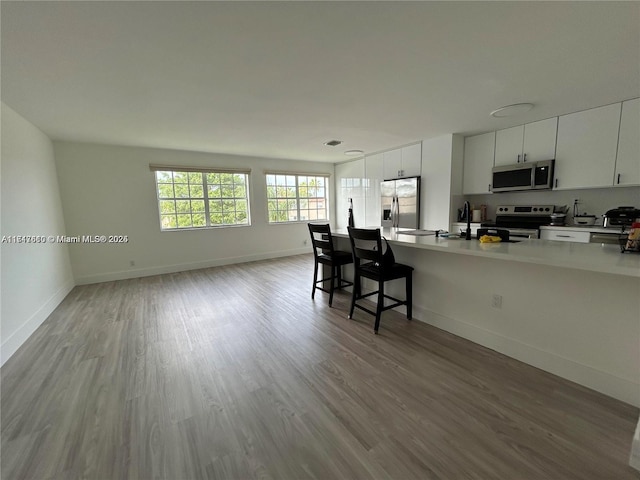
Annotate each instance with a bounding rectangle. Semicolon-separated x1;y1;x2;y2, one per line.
491;160;554;192
603;206;640;229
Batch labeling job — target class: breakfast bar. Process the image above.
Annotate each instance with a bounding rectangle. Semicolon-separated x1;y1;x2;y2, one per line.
332;227;640;407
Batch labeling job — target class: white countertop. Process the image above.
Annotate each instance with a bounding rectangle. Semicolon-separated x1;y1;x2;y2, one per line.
333;227;640;278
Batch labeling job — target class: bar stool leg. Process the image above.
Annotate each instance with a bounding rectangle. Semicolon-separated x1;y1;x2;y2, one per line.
374;280;384;334
329;265;335;307
406;273;412;320
348;275;358;319
311;261;318;299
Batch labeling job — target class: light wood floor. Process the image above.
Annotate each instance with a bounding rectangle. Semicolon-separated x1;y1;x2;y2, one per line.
2;254;638;479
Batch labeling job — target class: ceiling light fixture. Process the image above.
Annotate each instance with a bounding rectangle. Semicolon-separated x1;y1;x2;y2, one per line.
324;140;342;147
344;149;364;156
490;103;534;118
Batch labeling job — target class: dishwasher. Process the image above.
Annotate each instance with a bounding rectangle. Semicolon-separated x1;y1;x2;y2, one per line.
589;232;625;245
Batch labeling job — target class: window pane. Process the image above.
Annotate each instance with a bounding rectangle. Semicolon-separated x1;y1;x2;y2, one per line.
191;200;205;213
156;171;172;182
276;175;286;187
161;215;177;229
209;200;222;212
188;172;202;184
208;184;221;198
233;185;246;198
210;212;223;225
177;214;192;228
222;200;235;213
192;213;206;227
220;173;233;184
190;184;203;198
174;184;189;198
174;172;189;183
160;200;175;214
207;172;220;184
158;184;174;198
236;200;247;213
176;200;190;213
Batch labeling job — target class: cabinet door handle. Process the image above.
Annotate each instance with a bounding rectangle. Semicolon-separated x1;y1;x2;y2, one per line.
555;179;558;188
523;153;527;162
517;154;521;163
617;173;621;184
488;184;492;192
557;235;572;238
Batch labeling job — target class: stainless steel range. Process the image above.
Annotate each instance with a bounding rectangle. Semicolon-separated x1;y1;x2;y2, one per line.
482;205;555;239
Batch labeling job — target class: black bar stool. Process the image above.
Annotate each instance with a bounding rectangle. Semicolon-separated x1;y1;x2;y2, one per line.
308;223;353;307
347;227;413;334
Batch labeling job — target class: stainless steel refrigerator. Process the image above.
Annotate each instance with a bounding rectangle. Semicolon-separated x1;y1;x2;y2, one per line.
381;176;420;228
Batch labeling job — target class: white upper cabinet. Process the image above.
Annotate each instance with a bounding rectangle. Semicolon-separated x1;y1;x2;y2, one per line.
400;143;422;177
614;98;640;186
554;103;621;190
494;125;524;166
494;117;557;166
522;117;558;163
383;143;422;179
383;149;402;179
463;132;495;194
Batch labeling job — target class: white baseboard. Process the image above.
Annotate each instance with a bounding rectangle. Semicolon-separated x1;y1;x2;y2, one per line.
74;248;310;285
1;278;75;366
412;304;640;408
631;418;640;471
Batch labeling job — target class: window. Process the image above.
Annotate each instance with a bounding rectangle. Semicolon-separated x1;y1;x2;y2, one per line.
266;174;329;223
153;167;250;230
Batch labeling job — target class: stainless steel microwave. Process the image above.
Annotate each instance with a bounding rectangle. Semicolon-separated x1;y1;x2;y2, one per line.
491;159;555;192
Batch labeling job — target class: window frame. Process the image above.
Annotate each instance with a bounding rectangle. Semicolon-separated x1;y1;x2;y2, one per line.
151;166;251;231
265;172;330;224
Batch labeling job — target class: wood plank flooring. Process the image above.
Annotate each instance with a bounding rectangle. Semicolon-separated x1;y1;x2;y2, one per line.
2;254;638;479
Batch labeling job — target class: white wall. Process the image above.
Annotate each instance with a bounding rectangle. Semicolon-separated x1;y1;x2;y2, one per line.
54;142;334;284
464;186;640;224
1;103;74;365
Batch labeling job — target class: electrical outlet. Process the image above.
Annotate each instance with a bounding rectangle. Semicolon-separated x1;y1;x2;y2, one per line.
303;239;308;245
491;294;502;309
129;260;135;267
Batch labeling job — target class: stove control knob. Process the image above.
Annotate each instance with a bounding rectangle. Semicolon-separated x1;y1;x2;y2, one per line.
533;208;538;212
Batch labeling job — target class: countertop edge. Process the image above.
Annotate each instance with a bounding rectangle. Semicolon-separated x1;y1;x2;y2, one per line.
332;229;640;278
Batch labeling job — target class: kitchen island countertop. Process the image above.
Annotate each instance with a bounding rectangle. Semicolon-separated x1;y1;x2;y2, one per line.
333;227;640;278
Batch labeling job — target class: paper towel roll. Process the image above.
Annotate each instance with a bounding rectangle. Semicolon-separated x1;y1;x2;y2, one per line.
472;210;482;222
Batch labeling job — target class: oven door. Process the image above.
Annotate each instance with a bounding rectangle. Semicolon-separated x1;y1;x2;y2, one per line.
505;228;540;239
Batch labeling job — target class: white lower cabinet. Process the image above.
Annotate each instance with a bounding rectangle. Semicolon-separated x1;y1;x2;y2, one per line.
451;222;483;236
540;229;591;243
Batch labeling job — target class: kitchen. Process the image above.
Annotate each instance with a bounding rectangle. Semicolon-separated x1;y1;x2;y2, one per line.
333;97;640;411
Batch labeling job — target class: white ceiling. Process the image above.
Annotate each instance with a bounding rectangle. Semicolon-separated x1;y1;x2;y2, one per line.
2;1;639;163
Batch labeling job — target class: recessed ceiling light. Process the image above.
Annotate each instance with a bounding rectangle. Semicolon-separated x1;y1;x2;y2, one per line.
490;103;534;118
344;149;364;156
324;139;342;147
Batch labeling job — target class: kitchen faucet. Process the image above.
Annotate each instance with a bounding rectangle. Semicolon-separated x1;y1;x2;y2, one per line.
463;201;472;240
